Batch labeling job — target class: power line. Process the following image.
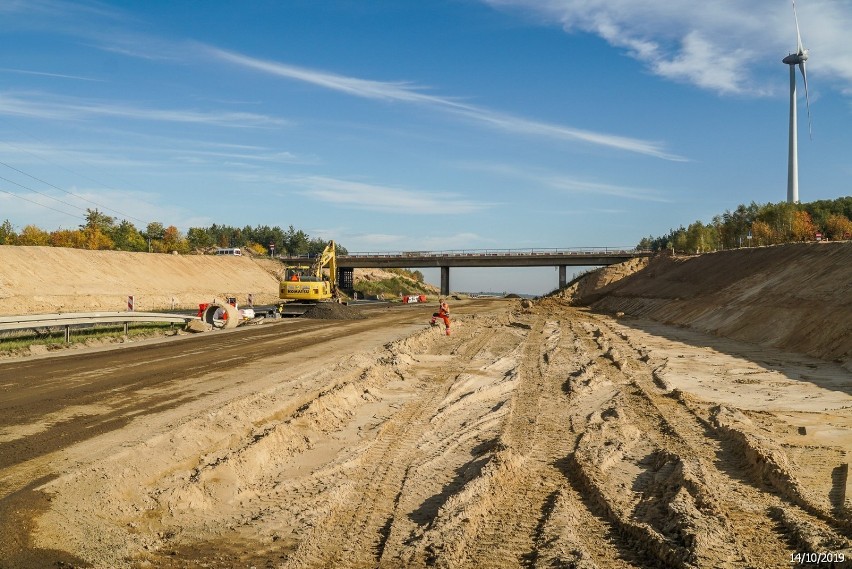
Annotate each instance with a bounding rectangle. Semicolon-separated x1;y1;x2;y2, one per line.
0;173;90;216
0;186;81;221
0;120;152;226
0;157;149;226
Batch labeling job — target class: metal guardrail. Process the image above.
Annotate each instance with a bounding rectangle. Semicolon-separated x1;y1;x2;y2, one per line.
0;312;198;342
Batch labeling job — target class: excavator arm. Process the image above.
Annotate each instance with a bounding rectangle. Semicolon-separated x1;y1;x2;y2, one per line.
312;240;337;289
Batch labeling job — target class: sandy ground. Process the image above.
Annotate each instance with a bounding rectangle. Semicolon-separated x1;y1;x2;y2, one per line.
0;246;434;316
0;246;283;314
0;243;850;568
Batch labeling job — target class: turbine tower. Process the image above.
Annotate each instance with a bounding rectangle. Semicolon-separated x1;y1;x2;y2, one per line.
782;0;812;204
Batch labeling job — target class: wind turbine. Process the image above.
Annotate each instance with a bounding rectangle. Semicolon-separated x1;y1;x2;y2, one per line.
782;0;812;204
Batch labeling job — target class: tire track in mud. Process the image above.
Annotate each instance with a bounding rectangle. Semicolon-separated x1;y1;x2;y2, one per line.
420;315;589;568
18;301;851;568
282;321;501;569
403;315;565;568
572;313;850;568
391;313;644;569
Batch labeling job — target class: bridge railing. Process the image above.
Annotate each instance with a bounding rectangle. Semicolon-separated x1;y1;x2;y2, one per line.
281;247;649;259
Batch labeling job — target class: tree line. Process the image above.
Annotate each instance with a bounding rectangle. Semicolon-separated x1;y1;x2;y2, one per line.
638;197;852;254
0;210;346;256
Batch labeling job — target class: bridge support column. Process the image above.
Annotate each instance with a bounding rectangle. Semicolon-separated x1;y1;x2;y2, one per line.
558;265;567;289
337;267;354;294
440;266;450;297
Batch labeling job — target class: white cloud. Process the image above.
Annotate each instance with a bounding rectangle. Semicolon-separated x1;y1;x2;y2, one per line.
461;162;670;202
331;232;493;253
417;233;495;251
206;46;467;107
481;0;852;96
288;175;490;214
0;92;287;128
206;46;684;160
0;67;106;82
419;233;494;251
653;32;753;94
349;233;404;246
541;175;670;203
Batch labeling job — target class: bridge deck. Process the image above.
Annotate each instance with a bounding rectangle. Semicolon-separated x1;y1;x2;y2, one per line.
282;248;650;269
278;248;651;295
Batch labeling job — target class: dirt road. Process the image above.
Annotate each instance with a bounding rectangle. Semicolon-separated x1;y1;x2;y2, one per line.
1;299;850;568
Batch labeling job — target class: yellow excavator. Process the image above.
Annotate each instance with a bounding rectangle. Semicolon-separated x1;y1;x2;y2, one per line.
278;240;338;315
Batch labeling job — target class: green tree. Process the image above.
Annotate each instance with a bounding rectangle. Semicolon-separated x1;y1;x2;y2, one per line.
143;222;166;252
112;220;147;252
82;208;115;234
0;220;16;244
187;227;214;250
685;221;718;253
283;225;310;255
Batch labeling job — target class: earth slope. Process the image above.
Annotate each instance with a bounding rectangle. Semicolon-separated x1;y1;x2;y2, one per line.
0;246;281;315
574;242;852;365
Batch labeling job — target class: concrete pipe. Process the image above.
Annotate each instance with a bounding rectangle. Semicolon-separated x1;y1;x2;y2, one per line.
201;301;240;330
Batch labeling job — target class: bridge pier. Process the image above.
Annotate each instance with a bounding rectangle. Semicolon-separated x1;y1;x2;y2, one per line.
440;266;450;297
338;267;354;294
558;265;567;290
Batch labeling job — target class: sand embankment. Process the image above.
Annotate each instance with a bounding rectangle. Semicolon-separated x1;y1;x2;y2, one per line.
568;242;852;365
0;246;282;315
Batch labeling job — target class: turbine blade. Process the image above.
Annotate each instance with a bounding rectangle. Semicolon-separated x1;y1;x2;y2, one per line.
792;0;804;53
799;61;813;139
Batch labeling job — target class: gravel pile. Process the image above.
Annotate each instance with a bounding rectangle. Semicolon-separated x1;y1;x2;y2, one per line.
302;302;367;320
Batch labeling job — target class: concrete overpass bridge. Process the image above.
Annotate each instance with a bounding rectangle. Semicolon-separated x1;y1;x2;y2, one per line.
281;247;651;296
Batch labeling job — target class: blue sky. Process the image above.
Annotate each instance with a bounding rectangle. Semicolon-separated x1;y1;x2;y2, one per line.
1;0;851;294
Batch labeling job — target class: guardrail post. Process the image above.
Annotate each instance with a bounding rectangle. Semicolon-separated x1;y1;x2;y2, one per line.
124;322;129;336
64;325;71;343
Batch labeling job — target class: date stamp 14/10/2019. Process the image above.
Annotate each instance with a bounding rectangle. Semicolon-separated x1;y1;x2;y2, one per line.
790;551;846;565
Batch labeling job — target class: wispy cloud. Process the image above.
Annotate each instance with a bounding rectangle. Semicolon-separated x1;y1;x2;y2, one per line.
419;233;495;250
347;233;404;247
0;0;120;19
0;67;106;82
287;175;490;214
0;186;178;229
206;46;467;107
462;162;670;202
205;46;685;161
480;0;852;95
541;175;670;202
0;92;287;128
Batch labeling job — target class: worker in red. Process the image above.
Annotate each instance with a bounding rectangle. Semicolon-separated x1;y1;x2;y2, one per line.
431;298;451;335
